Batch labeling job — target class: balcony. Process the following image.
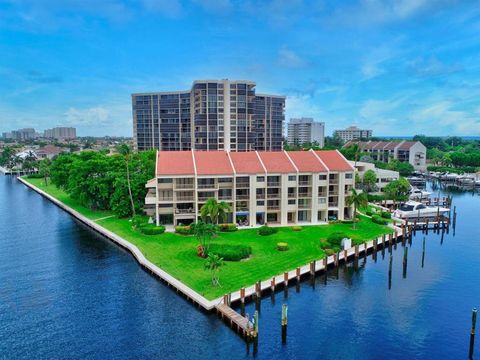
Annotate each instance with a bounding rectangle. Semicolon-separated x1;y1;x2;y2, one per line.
288;193;296;199
176;195;194;202
236;206;249;212
175;182;194;189
298;203;311;209
256;193;265;200
298;180;311;186
267;193;280;199
328;201;339;207
236;183;250;189
298;192;312;198
267;205;280;210
235;194;250;200
218;182;233;188
218;195;232;201
158;196;173;202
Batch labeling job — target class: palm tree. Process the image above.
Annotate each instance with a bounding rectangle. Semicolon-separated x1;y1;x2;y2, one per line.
39;158;51;186
346;188;368;230
200;198;231;224
118;144;135;217
204;253;224;287
195;220;217;257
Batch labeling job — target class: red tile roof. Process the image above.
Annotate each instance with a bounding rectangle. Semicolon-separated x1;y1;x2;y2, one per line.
257;151;297;173
315;150;354;171
194;151;234;175
156;151;194;176
398;141;417;150
287;151;327;172
228;152;265;174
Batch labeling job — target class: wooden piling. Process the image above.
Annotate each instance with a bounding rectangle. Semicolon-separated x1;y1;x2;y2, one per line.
344;249;348;261
310;261;316;276
334;253;339;267
284;272;289;287
470;308;477;359
240;288;245;304
355;245;359;259
281;304;288;344
271;277;276;292
296;267;301;283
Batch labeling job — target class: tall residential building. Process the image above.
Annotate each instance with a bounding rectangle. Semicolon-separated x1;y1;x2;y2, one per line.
132;79;285;152
334;126;372;142
3;128;36;141
287;117;325;147
144;150;355;226
44;127;76;140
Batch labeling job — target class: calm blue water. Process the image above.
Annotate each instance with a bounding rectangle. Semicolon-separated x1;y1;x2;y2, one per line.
1;176;479;359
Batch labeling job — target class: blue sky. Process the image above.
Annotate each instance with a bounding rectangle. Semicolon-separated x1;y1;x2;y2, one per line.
0;0;479;137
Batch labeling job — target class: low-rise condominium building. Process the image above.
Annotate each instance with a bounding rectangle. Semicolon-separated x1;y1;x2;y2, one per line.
334;126;372;142
343;140;427;171
145;150;355;227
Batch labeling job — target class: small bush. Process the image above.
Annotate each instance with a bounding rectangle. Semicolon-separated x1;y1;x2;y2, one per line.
371;214;387;225
319;239;330;249
327;232;347;247
258;225;277;236
218;223;238;232
365;210;373;216
132;214;148;228
277;242;289;251
175;225;193;235
209;244;252;261
381;211;392;219
291;226;302;231
341;219;354;224
324;248;335;256
138;223;165;235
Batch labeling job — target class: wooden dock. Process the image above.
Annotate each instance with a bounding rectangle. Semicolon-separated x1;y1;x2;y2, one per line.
216;304;256;339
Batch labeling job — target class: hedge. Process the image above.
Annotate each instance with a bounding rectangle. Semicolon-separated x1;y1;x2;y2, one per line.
327;232;347;246
291;226;302;231
138;223;166;235
258;225;277;236
175;225;194;235
208;244;252;261
218;223;238;232
277;242;289;251
371;214;387;225
381;211;392;219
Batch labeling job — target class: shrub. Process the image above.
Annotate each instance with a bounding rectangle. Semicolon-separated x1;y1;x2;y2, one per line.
208;244;252;261
175;225;194;235
327;232;347;247
258;225;277;236
381;211;392;219
131;214;148;229
371;214;387;225
138;223;165;235
341;219;354;224
27;173;43;179
365;210;373;216
291;226;302;231
324;248;335;256
218;223;238;232
277;242;289;251
319;239;330;250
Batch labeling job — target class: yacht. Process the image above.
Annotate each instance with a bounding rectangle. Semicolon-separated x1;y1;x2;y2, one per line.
393;201;450;219
409;188;431;200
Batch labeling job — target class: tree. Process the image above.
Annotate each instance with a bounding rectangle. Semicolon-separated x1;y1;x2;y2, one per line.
194;220;217;257
200;198;231;224
345;188;368;230
362;170;377;193
204;253;223;287
383;177;410;208
38;158;51;186
118;144;135;217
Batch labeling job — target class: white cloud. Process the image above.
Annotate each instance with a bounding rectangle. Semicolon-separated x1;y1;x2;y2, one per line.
278;47;306;68
407;56;463;77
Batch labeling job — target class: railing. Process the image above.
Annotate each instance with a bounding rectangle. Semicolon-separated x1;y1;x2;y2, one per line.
298;192;312;198
218;195;232;201
267;182;280;187
328;192;339;196
176;196;194;202
158;197;173;202
298;203;311;209
236;182;250;188
175;208;195;214
175;183;194;189
298;181;311;186
218;182;233;188
318;192;327;197
198;183;216;189
328;202;338;207
267;193;280;199
236;194;250;200
256;194;265;199
236;207;249;212
267;205;280;210
288;193;296;198
198;196;211;201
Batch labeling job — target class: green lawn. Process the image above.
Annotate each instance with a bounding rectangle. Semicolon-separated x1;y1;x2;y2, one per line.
24;177;393;299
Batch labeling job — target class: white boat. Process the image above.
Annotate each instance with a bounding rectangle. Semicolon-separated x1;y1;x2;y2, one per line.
393;200;449;219
407;176;426;185
409;188;431;200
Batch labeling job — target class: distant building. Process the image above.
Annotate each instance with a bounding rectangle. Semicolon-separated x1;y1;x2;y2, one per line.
349;161;399;193
3;128;36;141
36;145;66;160
44;127;76;140
334;126;372;142
343;140;427;171
132;79;285;152
287;118;325;148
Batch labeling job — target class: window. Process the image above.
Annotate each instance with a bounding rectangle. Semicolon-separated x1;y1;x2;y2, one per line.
257;200;264;206
288;199;296;205
319;174;327;180
158;178;173;184
345;173;353;179
256;176;265;182
319;198;326;204
288;175;296;181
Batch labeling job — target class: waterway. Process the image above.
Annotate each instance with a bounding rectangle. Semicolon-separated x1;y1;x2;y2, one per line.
1;175;479;359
